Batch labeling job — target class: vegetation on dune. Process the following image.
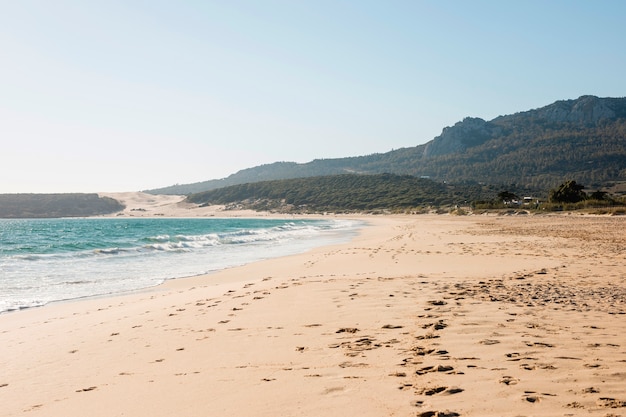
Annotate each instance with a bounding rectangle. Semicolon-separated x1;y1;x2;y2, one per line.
539;180;625;213
187;173;625;214
186;173;459;213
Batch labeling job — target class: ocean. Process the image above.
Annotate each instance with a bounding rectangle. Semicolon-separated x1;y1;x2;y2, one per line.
0;217;361;313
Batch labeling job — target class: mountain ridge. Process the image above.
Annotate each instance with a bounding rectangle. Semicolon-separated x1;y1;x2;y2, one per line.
146;95;626;195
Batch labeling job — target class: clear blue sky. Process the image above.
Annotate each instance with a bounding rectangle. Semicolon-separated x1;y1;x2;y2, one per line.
1;0;625;193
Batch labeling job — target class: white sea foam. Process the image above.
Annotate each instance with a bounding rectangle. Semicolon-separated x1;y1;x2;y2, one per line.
0;218;362;313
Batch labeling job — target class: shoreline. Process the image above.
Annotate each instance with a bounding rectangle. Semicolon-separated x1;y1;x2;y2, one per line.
0;215;364;315
1;214;625;416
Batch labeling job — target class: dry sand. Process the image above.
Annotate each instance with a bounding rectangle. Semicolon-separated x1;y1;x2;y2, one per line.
1;211;625;417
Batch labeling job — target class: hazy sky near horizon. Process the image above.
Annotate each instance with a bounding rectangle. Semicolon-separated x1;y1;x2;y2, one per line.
1;1;625;193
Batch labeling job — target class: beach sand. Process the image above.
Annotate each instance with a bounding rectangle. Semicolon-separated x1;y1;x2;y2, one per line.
1;212;625;416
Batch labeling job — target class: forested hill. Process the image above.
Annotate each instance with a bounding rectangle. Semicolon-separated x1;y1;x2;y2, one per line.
147;95;626;195
0;194;124;218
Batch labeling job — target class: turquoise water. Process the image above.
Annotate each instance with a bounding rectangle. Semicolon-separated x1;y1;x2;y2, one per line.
0;218;360;313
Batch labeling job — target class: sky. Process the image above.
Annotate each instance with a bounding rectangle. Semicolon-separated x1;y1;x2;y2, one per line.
1;1;625;193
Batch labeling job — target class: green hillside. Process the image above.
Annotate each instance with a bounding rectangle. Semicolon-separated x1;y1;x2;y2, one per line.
186;173;482;213
0;194;124;218
147;96;626;196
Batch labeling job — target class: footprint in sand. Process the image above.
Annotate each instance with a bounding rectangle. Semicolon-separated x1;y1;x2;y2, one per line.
381;324;403;329
523;391;556;402
523;394;540;403
415;365;455;375
584;363;602;368
322;386;345;394
411;346;435;356
597;397;626;408
417;386;463;396
500;376;519;385
421;320;447;330
336;327;359;334
338;361;369;368
416;333;440;340
525;341;554;348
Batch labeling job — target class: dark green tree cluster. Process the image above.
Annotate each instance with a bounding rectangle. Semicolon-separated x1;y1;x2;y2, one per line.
548;180;587;203
497;191;519;203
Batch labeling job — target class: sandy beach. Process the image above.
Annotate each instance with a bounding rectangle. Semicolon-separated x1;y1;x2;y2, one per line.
1;211;625;417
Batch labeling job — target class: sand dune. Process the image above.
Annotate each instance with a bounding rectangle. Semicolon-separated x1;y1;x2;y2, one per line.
98;192;278;218
1;214;625;416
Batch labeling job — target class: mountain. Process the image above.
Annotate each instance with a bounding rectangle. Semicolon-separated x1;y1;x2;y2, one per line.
146;95;626;196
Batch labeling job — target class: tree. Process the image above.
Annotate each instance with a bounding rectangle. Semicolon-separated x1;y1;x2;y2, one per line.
497;191;519;203
589;190;608;201
548;180;587;203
